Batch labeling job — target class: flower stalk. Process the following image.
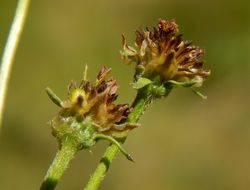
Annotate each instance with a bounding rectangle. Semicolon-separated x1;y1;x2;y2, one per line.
83;91;151;190
40;141;78;190
0;0;31;128
83;82;172;190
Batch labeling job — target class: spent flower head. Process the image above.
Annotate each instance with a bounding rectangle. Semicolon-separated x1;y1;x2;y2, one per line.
121;19;210;90
60;66;135;134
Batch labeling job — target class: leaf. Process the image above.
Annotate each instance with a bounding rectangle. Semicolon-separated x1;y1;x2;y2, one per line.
132;77;152;89
46;87;63;107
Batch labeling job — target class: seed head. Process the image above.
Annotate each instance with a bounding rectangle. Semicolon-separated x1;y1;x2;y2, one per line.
121;19;210;87
59;66;136;135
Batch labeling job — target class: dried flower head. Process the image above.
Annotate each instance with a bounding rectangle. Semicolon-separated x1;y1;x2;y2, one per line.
58;66;136;135
121;19;210;88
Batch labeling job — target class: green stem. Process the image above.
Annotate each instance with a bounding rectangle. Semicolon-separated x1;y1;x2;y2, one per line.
0;0;31;128
40;142;78;190
83;85;169;190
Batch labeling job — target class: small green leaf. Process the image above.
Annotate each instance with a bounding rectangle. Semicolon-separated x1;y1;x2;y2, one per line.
46;87;63;107
132;77;152;89
94;134;134;162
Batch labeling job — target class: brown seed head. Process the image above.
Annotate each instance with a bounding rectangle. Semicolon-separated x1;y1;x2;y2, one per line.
121;19;210;87
60;67;135;134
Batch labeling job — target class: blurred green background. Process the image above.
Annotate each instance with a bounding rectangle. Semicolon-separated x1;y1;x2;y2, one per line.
0;0;250;189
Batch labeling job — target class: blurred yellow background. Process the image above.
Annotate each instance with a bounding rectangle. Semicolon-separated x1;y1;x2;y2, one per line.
0;0;250;189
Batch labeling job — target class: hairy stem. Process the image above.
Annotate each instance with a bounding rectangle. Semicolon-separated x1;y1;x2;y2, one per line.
40;142;78;190
0;0;31;127
83;85;170;190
